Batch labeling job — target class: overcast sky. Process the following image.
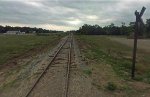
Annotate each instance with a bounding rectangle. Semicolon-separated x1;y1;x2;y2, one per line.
0;0;150;31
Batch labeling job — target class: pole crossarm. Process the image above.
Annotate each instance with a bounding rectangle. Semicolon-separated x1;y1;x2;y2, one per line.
135;7;146;25
140;7;146;17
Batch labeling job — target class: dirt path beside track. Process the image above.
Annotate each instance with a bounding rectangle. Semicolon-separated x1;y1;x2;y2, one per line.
109;37;150;53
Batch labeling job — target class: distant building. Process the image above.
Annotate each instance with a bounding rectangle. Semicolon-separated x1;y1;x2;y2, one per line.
32;31;36;34
18;31;26;35
4;31;19;34
4;31;26;35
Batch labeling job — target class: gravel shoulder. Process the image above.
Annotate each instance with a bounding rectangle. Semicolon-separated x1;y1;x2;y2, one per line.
68;36;111;97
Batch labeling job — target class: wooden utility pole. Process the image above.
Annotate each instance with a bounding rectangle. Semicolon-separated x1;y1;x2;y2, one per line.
132;7;146;79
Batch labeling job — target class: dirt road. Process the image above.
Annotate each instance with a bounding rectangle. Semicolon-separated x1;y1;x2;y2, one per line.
109;37;150;52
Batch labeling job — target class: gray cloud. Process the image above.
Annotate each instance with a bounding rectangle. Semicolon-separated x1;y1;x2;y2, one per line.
0;0;150;31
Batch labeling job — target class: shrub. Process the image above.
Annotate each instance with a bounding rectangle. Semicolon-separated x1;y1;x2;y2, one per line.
83;69;92;75
106;82;117;91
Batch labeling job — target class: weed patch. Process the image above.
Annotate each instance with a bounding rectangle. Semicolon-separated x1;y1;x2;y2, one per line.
106;82;117;91
83;69;92;76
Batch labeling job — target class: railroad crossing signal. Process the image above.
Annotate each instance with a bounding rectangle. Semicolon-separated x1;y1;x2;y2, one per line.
132;7;146;79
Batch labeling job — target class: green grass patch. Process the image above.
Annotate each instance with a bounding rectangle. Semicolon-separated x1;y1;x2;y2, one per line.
105;82;117;91
0;34;64;65
83;69;92;76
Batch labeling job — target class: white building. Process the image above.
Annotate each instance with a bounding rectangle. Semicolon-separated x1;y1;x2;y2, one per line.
4;31;26;35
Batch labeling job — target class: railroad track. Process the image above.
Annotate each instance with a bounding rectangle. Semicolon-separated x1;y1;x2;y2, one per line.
64;33;72;97
24;33;73;97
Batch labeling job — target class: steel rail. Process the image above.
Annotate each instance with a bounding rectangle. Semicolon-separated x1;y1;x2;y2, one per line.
24;36;69;97
64;33;73;97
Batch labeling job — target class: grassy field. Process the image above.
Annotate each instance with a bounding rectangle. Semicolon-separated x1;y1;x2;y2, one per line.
0;34;63;66
76;35;150;96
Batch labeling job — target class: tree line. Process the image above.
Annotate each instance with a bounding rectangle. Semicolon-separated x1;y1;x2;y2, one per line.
0;25;64;33
76;19;150;38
